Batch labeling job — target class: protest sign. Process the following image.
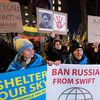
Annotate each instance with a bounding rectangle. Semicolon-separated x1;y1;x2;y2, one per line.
0;65;47;100
88;15;100;43
53;11;67;34
46;64;100;100
0;2;23;33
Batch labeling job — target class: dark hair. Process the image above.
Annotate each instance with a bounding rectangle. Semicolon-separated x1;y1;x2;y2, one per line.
42;13;51;20
53;39;61;46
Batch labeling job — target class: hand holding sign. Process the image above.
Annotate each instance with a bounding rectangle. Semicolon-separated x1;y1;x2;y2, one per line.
92;42;100;52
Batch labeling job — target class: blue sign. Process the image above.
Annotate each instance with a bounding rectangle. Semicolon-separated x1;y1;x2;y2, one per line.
0;65;47;100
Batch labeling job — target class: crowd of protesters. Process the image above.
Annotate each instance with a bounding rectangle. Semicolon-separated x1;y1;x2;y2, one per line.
0;32;100;73
44;32;100;65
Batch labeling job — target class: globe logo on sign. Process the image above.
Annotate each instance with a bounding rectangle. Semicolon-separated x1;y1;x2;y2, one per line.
58;87;93;100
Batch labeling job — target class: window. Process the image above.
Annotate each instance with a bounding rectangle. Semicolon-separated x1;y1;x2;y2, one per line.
53;6;55;10
58;6;61;11
25;13;29;16
24;6;28;9
58;0;61;5
25;20;29;23
53;0;55;4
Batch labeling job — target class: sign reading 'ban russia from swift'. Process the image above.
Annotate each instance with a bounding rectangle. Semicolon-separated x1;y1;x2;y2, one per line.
46;64;100;100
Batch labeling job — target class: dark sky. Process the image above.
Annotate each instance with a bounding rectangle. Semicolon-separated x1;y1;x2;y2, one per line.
67;0;100;34
12;0;100;34
67;0;81;34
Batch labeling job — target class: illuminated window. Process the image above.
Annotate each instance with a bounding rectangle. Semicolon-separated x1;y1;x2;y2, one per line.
58;0;61;5
25;13;29;16
53;0;55;4
53;6;55;10
58;7;61;11
25;20;29;23
24;6;28;9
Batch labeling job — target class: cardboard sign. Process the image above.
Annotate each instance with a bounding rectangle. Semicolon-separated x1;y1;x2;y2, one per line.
0;2;23;33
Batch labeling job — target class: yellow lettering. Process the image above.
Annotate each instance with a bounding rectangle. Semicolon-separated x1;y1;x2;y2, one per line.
36;82;43;90
42;71;47;79
0;91;8;100
15;77;23;86
30;84;36;92
36;72;41;81
23;76;30;84
28;74;34;82
0;81;4;90
42;80;46;86
9;88;18;97
19;86;27;95
4;78;14;89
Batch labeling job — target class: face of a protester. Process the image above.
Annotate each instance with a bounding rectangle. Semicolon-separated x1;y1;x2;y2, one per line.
42;15;50;27
73;48;83;60
21;48;34;59
54;42;61;50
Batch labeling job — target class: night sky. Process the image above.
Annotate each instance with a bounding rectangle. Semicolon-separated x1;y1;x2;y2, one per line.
67;0;100;34
67;0;81;34
12;0;100;34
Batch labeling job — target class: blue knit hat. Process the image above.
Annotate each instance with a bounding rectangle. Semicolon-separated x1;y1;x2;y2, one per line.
14;38;34;55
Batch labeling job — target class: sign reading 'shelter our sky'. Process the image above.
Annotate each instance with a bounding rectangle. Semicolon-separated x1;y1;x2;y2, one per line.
46;64;100;100
0;65;47;100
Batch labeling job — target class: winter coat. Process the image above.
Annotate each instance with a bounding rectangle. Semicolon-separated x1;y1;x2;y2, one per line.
65;53;90;64
46;47;64;63
7;53;46;72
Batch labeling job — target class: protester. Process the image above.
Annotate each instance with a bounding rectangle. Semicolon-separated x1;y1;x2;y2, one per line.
65;40;90;64
7;38;46;72
39;13;52;29
46;39;66;66
84;42;100;64
0;38;16;73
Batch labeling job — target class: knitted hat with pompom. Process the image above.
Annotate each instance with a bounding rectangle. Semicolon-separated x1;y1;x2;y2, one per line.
14;38;34;55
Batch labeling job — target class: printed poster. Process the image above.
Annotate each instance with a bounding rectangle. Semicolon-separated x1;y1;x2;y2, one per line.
0;65;47;100
46;64;100;100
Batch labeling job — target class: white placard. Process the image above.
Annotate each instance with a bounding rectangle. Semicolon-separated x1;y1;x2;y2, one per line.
37;8;67;34
46;64;100;100
88;15;100;43
37;8;53;33
53;11;67;34
0;2;23;33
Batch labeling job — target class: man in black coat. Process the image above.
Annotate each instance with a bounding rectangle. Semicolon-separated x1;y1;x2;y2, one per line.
0;38;16;73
